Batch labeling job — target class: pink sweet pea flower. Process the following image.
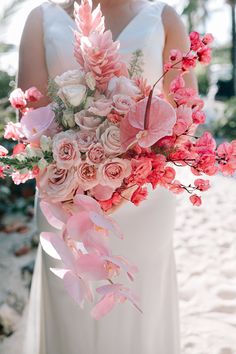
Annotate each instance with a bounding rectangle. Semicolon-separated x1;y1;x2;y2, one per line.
4;122;24;141
197;46;212;65
120;96;176;150
0;145;8;156
21;105;56;144
12;143;26;155
91;283;142;320
9;88;27;110
12;170;35;185
25;87;43;102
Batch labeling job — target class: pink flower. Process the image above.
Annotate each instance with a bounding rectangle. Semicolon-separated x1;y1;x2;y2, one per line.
12;143;26;155
101;125;122;156
194;178;210;191
99;158;131;188
38;165;78;203
21;105;56;144
190;194;202;206
131;186;148;206
182;54;197;71
192;110;206;124
87;143;105;164
12;170;35;185
197;46;212;64
169;75;185;94
88;97;112;116
174;88;204;109
217;142;236;176
120;96;176;150
91;184;115;201
189;31;202;51
195;132;216;154
9;88;27;110
107;112;122;123
0;166;5;179
112;94;134;114
76;130;97;153
173;106;193;136
169;180;184;194
99;191;122;211
202;33;214;45
52;130;81;169
131;157;152;183
75;111;103;130
0;145;8;156
107;76;140;98
169;49;182;62
76;162;98;190
25;87;43;102
4;122;24;141
91;283;142;320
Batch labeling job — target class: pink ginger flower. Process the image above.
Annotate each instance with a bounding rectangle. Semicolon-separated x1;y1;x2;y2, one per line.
120;96;176;150
74;0;124;91
91;284;142;320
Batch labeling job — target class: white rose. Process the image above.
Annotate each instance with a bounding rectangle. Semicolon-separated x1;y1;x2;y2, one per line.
58;84;87;107
40;135;52;152
101;125;122;156
55;70;85;87
112;94;134;114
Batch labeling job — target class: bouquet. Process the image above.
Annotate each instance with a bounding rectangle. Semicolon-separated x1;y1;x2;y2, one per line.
0;0;236;319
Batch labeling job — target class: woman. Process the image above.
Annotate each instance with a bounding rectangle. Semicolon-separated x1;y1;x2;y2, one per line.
18;1;197;353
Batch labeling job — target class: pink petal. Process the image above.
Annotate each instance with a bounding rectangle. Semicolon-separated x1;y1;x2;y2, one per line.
103;255;138;281
89;212;124;239
91;184;115;201
83;231;111;256
96;283;122;296
40;232;76;271
91;294;116;320
74;194;101;213
119;288;143;313
40;201;68;229
76;253;108;280
66;212;92;241
40;232;61;259
63;271;88;308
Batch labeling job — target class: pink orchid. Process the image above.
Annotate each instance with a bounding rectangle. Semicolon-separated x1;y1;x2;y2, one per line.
120;96;176;150
21;105;56;144
91;284;142;320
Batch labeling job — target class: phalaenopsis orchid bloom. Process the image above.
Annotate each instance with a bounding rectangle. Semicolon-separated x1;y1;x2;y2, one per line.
0;0;235;318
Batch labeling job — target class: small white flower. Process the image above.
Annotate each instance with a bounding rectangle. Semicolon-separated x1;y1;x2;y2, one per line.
38;157;48;171
40;135;52;152
25;145;43;158
16;154;27;162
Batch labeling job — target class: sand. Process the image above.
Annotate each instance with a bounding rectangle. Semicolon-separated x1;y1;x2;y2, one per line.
0;175;236;354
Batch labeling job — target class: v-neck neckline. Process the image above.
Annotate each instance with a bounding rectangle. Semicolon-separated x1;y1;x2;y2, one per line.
56;2;152;42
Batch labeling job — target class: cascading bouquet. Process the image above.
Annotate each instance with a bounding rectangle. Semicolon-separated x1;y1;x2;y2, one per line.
0;0;236;319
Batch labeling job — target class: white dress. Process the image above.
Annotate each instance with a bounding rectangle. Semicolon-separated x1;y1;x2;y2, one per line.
23;2;181;353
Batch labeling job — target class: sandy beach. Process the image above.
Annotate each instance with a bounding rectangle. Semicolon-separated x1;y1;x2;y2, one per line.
0;174;236;354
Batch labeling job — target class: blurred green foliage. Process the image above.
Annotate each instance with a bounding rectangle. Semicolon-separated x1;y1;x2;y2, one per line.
210;97;236;140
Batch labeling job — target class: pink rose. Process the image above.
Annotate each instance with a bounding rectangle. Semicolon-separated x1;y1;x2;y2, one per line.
76;162;98;190
101;126;122;156
112;94;134;114
99;158;131;188
88;97;112;116
52;130;81;169
21;105;56;144
4;122;24;141
9;88;27;110
76;130;97;152
38;165;78;202
107;76;140;98
87;143;105;164
25;87;43;102
75;110;103;130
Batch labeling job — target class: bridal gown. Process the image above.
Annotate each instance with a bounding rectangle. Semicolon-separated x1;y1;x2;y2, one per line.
23;1;181;353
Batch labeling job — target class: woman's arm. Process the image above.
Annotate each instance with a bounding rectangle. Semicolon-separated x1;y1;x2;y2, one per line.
17;6;50;109
162;5;198;102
